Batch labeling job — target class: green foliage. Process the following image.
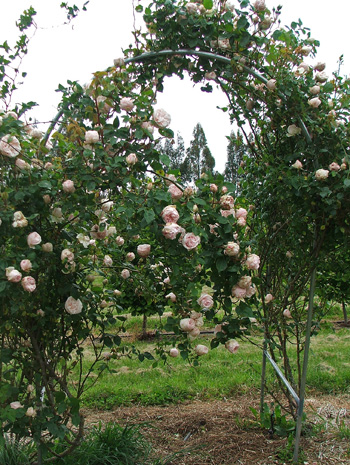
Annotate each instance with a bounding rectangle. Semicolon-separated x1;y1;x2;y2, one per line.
250;402;296;437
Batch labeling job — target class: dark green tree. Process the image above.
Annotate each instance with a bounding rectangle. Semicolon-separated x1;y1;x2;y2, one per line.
156;132;185;172
224;130;247;193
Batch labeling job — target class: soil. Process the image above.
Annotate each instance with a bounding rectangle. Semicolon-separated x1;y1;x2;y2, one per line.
83;392;350;465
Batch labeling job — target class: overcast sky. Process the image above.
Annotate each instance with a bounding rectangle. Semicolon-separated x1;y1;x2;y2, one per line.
1;0;349;172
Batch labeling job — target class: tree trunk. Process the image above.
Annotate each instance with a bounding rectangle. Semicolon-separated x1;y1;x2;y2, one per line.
342;300;348;324
142;314;148;337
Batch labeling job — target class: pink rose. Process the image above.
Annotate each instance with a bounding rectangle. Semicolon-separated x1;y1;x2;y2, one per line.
162;223;183;240
309;85;320;95
315;169;329;181
165;174;177;186
61;249;74;262
237;276;252;289
266;79;276;91
329;162;340;172
265;293;274;303
237;217;246;227
245;254;260;270
314;62;326;72
12;211;28;228
205;71;216;81
21;276;36;292
165;292;176;302
254;0;266;11
42;242;53;252
0;134;21;158
232;285;247;299
137;244;151;257
182;233;201;250
220;209;235;218
20;259;32;272
236;208;248;219
65;296;83;314
225;340;239;354
116;236;125;246
184;186;194;197
194;344;209;356
10;401;23;409
161;205;179;224
103;255;113;267
292;160;303;169
169;348;179;358
308;97;321;108
168;184;183;200
180;318;196;332
62;180;75;193
224;242;240;257
85;130;99;144
210;184;218;193
245;285;256;298
120;97;135;112
220;194;235;210
188;327;201;340
315;71;328;83
126;252;135;262
27;232;42;248
283;308;292;318
6;267;22;283
126;153;138;165
141;121;154;134
121;269;130;279
153;108;171;128
197;293;214;309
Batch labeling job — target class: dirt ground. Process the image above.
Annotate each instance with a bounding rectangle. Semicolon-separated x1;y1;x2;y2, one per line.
83;392;350;465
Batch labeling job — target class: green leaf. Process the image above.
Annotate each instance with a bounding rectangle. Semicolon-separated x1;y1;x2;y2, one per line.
38;181;52;189
135;5;143;12
236;301;254;318
216;257;227;272
160;154;171;166
203;0;213;9
344;179;350;188
144;209;155;224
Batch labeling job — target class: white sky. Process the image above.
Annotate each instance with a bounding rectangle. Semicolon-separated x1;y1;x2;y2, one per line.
1;0;349;172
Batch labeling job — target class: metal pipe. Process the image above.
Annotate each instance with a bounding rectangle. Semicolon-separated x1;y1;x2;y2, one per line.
260;339;267;414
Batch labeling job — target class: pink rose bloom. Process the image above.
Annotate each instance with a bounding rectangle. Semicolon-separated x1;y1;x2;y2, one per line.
163;276;170;284
12;211;28;228
315;71;328;83
20;259;32;272
225;340;240;354
237;276;252;289
61;249;74;262
205;71;216;81
292;160;303;169
266;79;276;91
165;174;177;186
42;242;53;252
210;183;218;193
6;267;22;282
126;153;138;165
141;121;154;134
265;293;274;303
62;180;75;193
121;269;130;279
182;232;201;250
194;344;209;356
168;184;183;200
65;296;83;314
190;311;202;320
329;162;340;171
197;293;214;309
245;285;256;298
161;205;179;224
162;223;183;240
15;158;30;169
113;57;125;67
309;85;320;95
232;285;247;299
137;244;151;257
116;236;125;246
120;97;135;112
25;407;36;418
184;186;194;197
308;97;321;108
315;169;329;181
188;327;201;340
254;0;266;10
85;130;99;144
221;209;235;218
245;254;260;270
169;348;179;358
236;208;248;219
10;401;23;409
286;251;293;259
220;194;235;210
126;252;135;262
165;292;177;302
103;255;113;267
185;2;198;13
27;232;42;248
114;289;122;296
224;242;240;257
314;62;326;72
180;318;196;332
283;308;292;318
0;134;21;158
43;194;51;204
21;276;36;292
153;108;171;128
237;217;247;227
287;124;301;137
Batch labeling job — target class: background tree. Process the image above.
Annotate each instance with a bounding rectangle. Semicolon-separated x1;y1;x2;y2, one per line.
224;130;247;194
156;132;185;172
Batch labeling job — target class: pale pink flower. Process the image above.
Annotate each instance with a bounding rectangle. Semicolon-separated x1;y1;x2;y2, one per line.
301;45;312;56
190;311;202;320
85;130;99;144
163;276;170;284
221;186;228;194
62;180;75;193
165;174;177;186
236;208;248;219
153;108;171;128
237;217;246;227
194;344;208;356
245;285;256;298
314;62;326;72
0;134;21;157
43;194;51;204
245;254;260;270
184;186;194;197
232;285;247;299
188;327;201;341
182;232;200;250
12;211;28;228
10;401;23;409
20;259;32;272
266;79;276;91
197;293;214;309
166;292;177;302
27;232;42;248
25;407;36;417
61;249;74;262
210;183;218;193
126;153;138;165
169;348;179;357
121;269;130;279
126;252;135;262
141;121;154;134
286;251;293;259
42;242;53;252
220;194;235;210
65;296;83;314
116;236;125;246
287;124;301;137
120;97;135;112
161;205;179;223
180;318;196;332
15;158;30;170
220;209;235;218
137;244;151;257
254;0;266;10
205;71;217;81
237;276;252;289
224;242;240;257
185;2;198;13
21;276;36;292
113;57;125;67
103;255;113;267
6;267;22;283
292;160;303;169
265;293;274;303
309;85;320;95
308;97;321;108
168;183;183;200
329;162;340;171
315;71;328;83
283;308;292;318
315;169;329;181
162;223;183;240
225;340;240;354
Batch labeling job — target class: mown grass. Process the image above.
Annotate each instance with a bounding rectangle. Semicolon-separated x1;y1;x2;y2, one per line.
80;321;350;410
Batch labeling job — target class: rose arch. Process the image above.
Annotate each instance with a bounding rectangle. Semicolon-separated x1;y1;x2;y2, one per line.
1;1;349;464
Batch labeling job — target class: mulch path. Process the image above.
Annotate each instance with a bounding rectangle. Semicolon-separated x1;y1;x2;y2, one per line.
83;393;350;464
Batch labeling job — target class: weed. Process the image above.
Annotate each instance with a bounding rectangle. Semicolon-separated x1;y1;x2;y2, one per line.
250;402;296;437
275;435;306;464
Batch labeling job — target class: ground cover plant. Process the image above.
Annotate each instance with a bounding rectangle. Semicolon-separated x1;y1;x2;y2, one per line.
1;0;350;463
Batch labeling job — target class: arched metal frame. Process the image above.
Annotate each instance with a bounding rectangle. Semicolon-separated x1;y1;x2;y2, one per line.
46;48;316;464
